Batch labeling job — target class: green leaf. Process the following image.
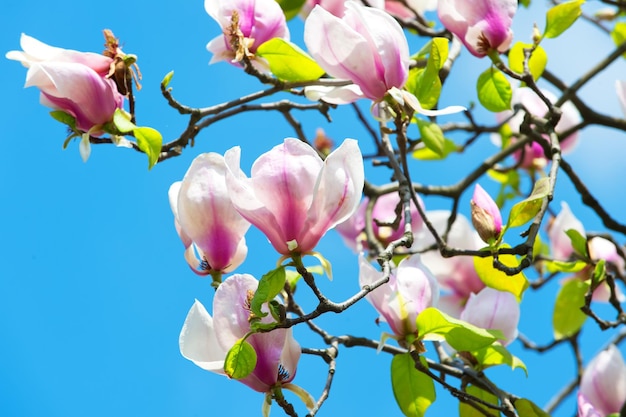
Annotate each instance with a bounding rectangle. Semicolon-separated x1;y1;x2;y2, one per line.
611;22;626;59
113;108;137;133
134;126;162;170
250;266;286;318
284;265;324;290
514;398;551;417
415;119;445;157
477;67;512;112
474;251;529;300
544;259;588;273
50;110;76;129
275;0;306;20
472;343;528;376
544;0;584;39
391;353;436;417
161;70;174;88
552;278;589;339
412;137;458;160
459;385;499;417
224;339;257;380
508;42;548;81
592;259;606;287
565;229;588;258
416;307;502;352
506;177;550;228
256;38;325;82
405;38;448;109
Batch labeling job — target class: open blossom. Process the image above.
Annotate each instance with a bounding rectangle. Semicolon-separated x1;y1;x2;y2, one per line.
578;345;626;416
460;287;520;345
304;1;409;103
169;153;250;275
179;274;301;393
204;0;289;65
438;0;516;57
225;138;364;255
335;192;424;253
6;33;124;134
471;184;502;244
416;211;486;318
359;255;439;339
494;88;581;170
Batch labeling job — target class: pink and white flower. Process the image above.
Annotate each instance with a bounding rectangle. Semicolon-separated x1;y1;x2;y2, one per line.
471;184;502;244
578;345;626;416
225;138;364;255
460;287;520;345
438;0;516;57
169;153;250;275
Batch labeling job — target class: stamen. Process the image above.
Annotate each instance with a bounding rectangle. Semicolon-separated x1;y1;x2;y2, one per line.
277;364;290;381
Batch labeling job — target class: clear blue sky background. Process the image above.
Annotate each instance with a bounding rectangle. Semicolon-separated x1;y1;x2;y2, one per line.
2;1;626;416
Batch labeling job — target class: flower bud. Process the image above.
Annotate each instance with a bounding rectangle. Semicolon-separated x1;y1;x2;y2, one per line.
470;184;502;244
579;345;626;416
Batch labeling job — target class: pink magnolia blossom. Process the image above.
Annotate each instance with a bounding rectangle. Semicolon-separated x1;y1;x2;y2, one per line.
225;138;364;255
548;202;585;262
359;255;439;339
438;0;516;57
204;0;289;65
494;88;581;170
179;274;301;393
471;184;502;244
335;192;424;253
304;1;409;103
579;345;626;416
460;287;520;345
169;153;250;275
6;33;124;134
416;211;486;318
385;0;436;19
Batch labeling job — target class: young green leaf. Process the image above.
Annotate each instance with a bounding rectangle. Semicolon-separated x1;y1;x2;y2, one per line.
611;22;626;59
544;259;588;274
472;343;528;376
391;353;436;417
134;126;162;170
514;398;551;417
275;0;307;20
50;110;76;129
161;70;174;88
415;119;445;157
474;251;529;300
405;38;448;109
592;259;606;287
224;339;257;380
506;177;550;228
477;67;512;112
544;0;584;39
459;385;499;417
250;266;287;318
113;108;137;133
416;307;503;352
412;137;458;160
256;38;325;82
552;278;589;339
508;42;548;81
565;228;588;258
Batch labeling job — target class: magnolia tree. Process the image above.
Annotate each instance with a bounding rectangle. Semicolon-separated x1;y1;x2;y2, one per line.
7;0;626;416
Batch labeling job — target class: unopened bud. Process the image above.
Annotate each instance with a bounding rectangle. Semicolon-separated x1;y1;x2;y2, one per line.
470;184;502;244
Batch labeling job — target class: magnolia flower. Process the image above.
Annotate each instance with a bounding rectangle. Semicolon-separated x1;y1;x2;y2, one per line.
6;34;124;136
169;153;250;276
384;0;437;19
494;88;581;170
471;184;502;244
548;202;585;262
578;345;626;416
225;138;364;256
179;274;302;395
204;0;289;66
438;0;516;57
416;211;486;318
460;287;520;345
304;1;409;103
335;192;424;253
359;255;439;340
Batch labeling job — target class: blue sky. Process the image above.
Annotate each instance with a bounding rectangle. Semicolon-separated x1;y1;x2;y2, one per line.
2;1;626;416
